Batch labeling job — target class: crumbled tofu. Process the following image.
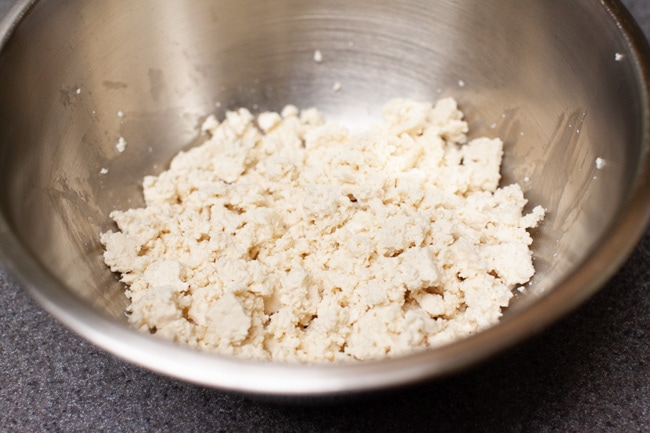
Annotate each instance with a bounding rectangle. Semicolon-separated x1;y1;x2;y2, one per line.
101;98;544;363
595;157;606;170
116;136;127;153
313;49;323;63
201;114;219;133
615;52;625;61
332;81;342;92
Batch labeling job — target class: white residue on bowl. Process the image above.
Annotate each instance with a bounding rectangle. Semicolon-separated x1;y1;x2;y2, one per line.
313;49;323;63
332;81;342;92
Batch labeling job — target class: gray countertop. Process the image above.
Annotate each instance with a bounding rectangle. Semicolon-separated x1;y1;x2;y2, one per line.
1;1;649;432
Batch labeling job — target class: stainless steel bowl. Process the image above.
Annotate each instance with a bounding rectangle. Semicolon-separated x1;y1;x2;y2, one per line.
0;0;649;397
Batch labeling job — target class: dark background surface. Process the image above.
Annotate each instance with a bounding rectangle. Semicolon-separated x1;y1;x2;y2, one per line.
0;1;648;431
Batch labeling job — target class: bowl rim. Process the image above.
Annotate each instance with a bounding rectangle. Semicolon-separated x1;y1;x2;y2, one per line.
0;0;649;397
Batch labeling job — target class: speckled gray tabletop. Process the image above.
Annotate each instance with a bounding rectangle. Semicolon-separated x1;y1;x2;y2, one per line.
1;1;649;432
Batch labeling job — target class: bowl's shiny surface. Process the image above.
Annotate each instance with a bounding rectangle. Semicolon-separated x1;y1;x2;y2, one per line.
0;0;649;396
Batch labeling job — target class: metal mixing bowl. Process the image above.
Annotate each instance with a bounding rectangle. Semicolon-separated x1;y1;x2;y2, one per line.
0;0;649;397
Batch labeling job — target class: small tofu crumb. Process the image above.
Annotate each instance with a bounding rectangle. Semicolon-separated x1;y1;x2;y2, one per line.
116;136;127;153
100;167;109;174
332;81;342;92
595;157;606;169
313;49;323;63
615;52;625;61
458;79;465;87
117;110;124;118
101;97;544;363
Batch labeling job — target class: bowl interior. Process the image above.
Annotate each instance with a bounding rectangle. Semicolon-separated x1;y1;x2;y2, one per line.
0;0;648;393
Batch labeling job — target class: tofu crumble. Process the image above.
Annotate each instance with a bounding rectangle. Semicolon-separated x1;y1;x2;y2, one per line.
101;98;544;363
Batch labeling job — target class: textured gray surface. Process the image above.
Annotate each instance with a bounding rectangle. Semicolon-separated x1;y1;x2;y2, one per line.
0;0;648;431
